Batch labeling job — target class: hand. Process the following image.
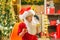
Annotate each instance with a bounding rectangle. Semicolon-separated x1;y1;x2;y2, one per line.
22;28;27;33
19;28;27;37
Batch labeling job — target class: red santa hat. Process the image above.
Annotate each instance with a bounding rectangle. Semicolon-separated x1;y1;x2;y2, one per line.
19;7;35;20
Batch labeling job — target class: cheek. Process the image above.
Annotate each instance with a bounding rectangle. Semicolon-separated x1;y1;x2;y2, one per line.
30;17;32;20
28;17;32;21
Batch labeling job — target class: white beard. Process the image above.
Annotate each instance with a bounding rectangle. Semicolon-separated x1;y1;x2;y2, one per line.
24;18;37;35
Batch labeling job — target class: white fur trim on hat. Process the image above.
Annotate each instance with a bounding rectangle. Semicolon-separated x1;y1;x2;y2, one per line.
28;10;35;15
19;15;23;20
19;11;28;20
19;10;35;20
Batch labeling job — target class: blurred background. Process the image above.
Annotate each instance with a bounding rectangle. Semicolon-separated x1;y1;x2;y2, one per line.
0;0;60;40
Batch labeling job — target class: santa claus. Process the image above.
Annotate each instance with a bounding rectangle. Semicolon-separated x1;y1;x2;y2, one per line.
18;7;39;40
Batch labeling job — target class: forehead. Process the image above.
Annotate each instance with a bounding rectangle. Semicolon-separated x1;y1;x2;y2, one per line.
27;14;33;17
27;12;33;16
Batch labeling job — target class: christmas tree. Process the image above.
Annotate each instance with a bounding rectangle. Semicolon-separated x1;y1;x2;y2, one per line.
0;0;16;37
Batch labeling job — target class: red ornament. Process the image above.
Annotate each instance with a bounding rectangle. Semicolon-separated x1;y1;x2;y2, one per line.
50;7;55;14
57;24;60;38
49;32;55;38
50;20;57;26
57;10;60;14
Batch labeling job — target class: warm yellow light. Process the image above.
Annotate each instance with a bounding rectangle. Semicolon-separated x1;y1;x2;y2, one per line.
45;29;47;30
44;32;46;33
13;0;16;2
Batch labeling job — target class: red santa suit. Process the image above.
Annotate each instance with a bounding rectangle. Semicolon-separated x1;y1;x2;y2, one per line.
18;7;38;40
18;22;37;40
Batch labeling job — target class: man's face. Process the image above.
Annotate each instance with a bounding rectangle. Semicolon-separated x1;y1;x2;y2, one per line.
26;15;33;22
